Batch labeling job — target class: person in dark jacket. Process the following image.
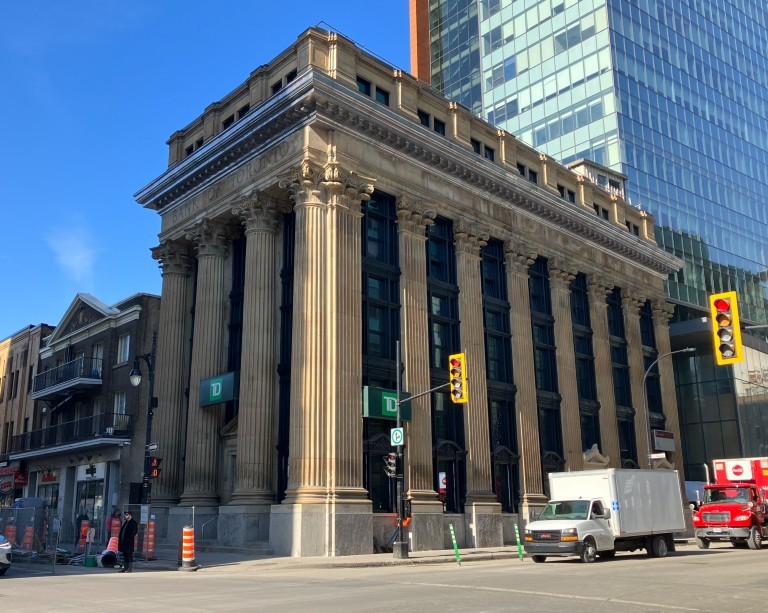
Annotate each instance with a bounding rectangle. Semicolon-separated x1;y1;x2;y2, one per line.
117;511;139;573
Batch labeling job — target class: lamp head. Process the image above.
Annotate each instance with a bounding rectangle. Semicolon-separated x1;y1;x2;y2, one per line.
129;359;142;387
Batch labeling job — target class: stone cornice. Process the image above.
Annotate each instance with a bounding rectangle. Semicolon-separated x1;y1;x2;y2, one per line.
136;68;682;278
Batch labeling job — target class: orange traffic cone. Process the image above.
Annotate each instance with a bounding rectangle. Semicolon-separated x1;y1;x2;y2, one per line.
22;526;33;551
110;516;120;539
77;520;90;553
106;536;118;554
178;525;199;572
146;520;155;560
4;524;16;546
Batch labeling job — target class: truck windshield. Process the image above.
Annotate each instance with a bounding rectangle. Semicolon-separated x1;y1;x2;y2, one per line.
538;500;590;520
703;487;751;504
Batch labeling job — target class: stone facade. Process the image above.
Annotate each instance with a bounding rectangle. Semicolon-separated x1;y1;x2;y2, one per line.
136;28;684;556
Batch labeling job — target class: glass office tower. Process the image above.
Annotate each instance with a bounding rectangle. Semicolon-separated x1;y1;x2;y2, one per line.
413;0;768;478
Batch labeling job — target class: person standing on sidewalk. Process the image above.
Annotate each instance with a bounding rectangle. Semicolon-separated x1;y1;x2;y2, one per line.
118;511;138;573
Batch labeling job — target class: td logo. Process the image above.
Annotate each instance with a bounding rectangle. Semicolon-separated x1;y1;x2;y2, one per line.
209;378;223;402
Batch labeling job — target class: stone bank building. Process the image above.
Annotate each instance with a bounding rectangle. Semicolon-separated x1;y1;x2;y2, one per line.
135;28;684;556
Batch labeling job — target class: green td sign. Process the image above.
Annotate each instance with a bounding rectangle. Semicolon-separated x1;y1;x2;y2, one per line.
199;372;238;407
362;386;411;421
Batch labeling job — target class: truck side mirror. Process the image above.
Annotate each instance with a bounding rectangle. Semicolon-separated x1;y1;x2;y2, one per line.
601;508;611;519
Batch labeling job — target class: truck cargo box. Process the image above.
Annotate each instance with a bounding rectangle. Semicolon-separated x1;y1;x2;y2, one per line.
548;469;685;537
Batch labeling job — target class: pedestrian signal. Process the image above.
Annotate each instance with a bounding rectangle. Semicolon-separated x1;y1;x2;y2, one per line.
383;453;397;478
149;457;163;479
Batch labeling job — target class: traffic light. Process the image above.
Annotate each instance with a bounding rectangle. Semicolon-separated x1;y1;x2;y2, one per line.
448;353;468;404
709;291;744;366
149;456;163;479
383;453;397;478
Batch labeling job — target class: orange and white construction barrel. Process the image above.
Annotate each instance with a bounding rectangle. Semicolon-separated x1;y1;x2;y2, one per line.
178;525;199;572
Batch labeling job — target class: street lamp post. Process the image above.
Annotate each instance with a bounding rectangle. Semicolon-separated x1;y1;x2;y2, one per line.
643;347;695;468
129;331;157;504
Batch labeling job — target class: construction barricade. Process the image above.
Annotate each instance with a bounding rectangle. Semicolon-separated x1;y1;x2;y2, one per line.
179;525;199;572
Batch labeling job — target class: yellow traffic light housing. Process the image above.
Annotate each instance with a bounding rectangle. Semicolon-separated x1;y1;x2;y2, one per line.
709;291;744;366
448;353;468;404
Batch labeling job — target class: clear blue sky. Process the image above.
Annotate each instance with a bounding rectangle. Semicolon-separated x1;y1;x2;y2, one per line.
0;1;410;340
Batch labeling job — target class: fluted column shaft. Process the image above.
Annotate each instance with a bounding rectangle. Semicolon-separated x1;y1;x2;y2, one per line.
324;165;372;501
549;262;583;471
396;195;436;501
150;241;191;504
180;220;229;506
504;242;544;504
230;193;286;503
587;276;620;467
652;300;686;474
281;165;328;503
622;290;649;468
454;222;496;504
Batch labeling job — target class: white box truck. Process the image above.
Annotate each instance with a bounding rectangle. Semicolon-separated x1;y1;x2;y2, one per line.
523;469;685;563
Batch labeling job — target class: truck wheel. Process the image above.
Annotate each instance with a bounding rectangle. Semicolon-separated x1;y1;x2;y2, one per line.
748;526;762;550
580;539;597;563
648;535;668;558
531;555;546;563
695;537;710;550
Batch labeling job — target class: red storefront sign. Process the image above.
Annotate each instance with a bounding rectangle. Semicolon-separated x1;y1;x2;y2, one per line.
13;473;28;486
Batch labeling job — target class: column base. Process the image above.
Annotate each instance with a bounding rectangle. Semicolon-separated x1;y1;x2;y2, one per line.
218;504;271;546
269;501;372;557
408;500;444;551
464;500;503;548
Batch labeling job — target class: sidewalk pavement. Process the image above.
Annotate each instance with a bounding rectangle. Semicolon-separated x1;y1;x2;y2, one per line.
142;544;524;573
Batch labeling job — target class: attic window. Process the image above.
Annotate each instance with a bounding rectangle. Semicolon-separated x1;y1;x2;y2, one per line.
285;69;297;84
357;76;372;96
237;104;250;119
222;114;235;129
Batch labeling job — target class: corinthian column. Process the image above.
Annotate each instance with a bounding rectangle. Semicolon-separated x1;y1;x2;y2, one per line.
229;191;288;504
652;299;685;474
549;259;583;471
179;219;229;506
622;289;650;468
587;275;620;467
504;240;546;517
455;220;501;547
322;161;373;505
396;195;435;499
150;240;192;505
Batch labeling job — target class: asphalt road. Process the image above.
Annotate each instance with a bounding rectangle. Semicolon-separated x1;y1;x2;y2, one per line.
2;543;763;613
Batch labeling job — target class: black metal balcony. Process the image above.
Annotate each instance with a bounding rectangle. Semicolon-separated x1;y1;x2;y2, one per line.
31;357;103;400
10;412;133;456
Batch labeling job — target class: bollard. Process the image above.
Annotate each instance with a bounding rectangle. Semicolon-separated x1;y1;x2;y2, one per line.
178;525;199;572
146;520;155;560
22;526;34;551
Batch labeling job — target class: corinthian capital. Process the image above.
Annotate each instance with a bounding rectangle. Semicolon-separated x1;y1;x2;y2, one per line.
586;274;614;302
454;219;489;256
651;298;675;325
322;162;375;212
504;238;537;274
185;219;230;259
232;190;289;234
621;287;646;315
278;159;324;207
151;240;192;276
396;193;436;236
549;257;578;287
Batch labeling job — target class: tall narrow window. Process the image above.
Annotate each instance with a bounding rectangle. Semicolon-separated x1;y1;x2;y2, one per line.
116;334;130;365
607;287;637;467
570;274;600;452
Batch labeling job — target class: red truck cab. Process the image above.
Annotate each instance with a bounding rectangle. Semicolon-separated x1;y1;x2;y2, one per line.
692;458;768;549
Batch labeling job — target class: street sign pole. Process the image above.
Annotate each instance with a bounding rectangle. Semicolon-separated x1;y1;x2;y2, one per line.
392;340;408;560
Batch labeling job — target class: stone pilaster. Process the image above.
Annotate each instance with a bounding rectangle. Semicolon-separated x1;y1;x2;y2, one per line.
504;240;547;519
150;240;192;506
587;275;620;467
549;258;582;471
179;219;230;506
622;289;650;468
455;220;501;547
229;191;288;507
652;299;685;474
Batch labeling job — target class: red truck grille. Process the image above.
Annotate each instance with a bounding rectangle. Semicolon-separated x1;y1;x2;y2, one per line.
702;512;730;522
